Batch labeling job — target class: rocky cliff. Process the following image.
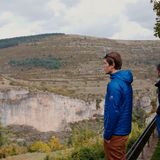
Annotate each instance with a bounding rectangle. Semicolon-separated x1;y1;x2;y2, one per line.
0;88;103;132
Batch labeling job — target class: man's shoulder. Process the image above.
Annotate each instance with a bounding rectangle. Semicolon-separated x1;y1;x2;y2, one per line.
108;79;130;91
108;80;121;89
109;78;123;85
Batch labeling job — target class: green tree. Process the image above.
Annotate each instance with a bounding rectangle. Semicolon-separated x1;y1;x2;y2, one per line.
151;0;160;37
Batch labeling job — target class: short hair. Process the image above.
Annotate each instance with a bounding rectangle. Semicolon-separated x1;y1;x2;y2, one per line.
157;64;160;72
104;52;122;70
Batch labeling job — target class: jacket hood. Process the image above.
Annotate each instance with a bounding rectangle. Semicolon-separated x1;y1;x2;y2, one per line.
110;70;133;84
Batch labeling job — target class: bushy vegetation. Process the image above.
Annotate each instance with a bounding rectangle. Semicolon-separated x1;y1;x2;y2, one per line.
0;143;27;158
28;136;63;153
71;147;98;160
48;136;63;151
9;57;61;69
42;123;104;160
72;137;104;159
29;141;51;153
127;122;143;150
0;132;7;147
68;127;104;159
0;122;8;147
126;107;146;150
69;127;97;147
0;121;65;158
132;107;147;128
0;108;147;160
43;136;104;160
151;140;160;160
0;33;65;49
0;123;27;158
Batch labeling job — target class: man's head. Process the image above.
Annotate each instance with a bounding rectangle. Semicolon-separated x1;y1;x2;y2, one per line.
103;52;122;74
157;64;160;77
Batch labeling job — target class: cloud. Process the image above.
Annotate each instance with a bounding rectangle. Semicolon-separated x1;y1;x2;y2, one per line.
111;16;155;40
58;0;129;37
0;0;157;40
0;0;54;22
60;0;80;7
0;12;10;28
124;0;156;30
57;0;155;39
0;11;45;39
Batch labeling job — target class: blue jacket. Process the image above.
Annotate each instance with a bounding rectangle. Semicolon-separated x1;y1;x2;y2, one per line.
104;70;133;140
155;80;160;115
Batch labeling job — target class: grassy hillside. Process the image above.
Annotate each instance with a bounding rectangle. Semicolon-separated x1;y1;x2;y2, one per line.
0;33;159;160
0;34;160;100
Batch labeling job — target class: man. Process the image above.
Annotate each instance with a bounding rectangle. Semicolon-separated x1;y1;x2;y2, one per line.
155;64;160;138
103;52;133;160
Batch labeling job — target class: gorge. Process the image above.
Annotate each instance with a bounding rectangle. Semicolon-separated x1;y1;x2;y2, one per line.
0;88;103;132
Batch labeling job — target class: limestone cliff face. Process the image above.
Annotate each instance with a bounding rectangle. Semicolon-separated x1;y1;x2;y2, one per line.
0;89;103;132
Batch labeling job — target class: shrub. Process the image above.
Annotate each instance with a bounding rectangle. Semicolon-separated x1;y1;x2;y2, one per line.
68;135;104;160
132;107;146;128
88;138;104;158
9;57;61;70
151;140;160;160
127;122;143;150
48;136;63;151
0;143;27;158
71;147;97;160
0;123;8;146
29;141;51;153
0;133;7;147
70;127;96;147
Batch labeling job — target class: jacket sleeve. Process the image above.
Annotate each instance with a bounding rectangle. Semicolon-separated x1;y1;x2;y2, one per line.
104;82;122;140
155;80;160;112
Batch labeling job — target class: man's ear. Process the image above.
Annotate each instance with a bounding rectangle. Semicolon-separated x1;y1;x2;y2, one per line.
111;62;115;69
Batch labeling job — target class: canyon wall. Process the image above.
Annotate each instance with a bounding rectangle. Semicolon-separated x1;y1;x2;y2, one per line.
0;88;103;132
0;87;155;132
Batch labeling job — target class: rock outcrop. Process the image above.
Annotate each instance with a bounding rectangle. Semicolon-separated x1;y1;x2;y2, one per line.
0;88;103;132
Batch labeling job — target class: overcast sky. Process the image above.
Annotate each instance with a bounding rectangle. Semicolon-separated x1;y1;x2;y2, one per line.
0;0;157;40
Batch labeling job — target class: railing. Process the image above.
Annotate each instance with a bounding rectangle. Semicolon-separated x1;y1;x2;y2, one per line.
126;116;156;160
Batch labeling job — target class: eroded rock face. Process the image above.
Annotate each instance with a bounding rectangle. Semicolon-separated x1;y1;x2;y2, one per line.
0;89;103;132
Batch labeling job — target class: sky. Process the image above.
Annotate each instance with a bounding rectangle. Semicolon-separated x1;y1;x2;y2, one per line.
0;0;157;40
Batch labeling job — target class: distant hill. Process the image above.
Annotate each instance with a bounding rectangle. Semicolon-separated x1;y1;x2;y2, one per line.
0;33;65;49
0;33;159;100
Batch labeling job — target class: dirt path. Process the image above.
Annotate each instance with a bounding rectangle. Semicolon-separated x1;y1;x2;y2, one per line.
137;131;158;160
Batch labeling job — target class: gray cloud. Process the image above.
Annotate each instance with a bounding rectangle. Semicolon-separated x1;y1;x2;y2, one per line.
0;18;9;28
38;16;69;33
124;0;155;29
0;0;54;22
76;17;121;38
0;0;156;40
60;0;80;7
